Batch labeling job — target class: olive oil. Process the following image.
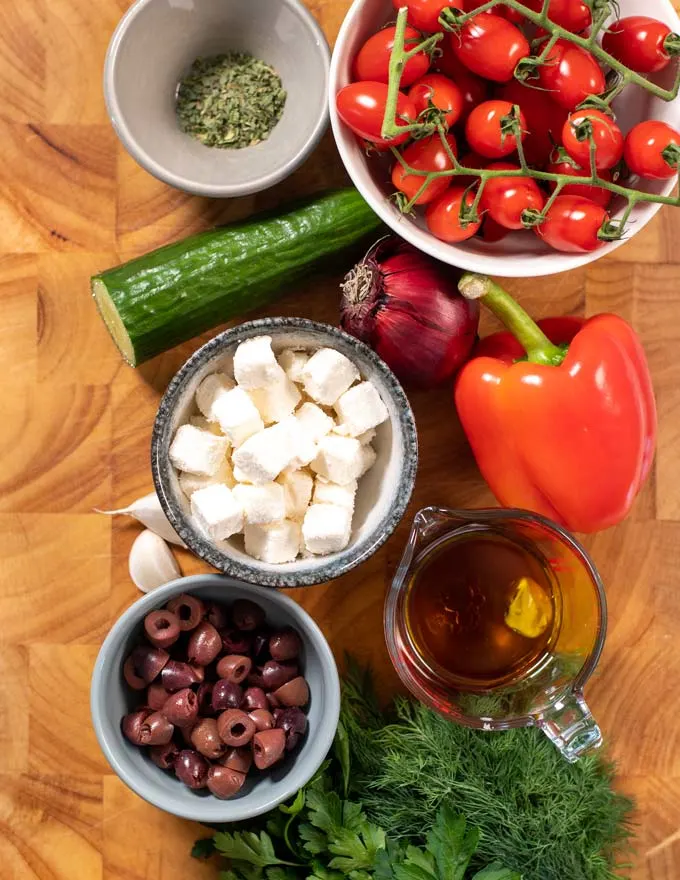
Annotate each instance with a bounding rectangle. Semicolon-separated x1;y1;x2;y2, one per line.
405;527;556;689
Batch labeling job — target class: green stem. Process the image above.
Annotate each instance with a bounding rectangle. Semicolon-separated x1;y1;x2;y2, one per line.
458;273;566;366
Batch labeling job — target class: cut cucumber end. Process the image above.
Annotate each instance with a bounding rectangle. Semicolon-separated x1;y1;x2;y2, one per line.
91;278;136;366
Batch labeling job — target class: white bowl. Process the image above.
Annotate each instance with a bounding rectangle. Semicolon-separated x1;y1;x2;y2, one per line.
329;0;680;276
151;318;418;588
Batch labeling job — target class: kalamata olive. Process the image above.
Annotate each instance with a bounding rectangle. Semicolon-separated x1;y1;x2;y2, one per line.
249;709;274;731
212;679;243;711
123;657;146;690
150;741;179;769
273;677;310;708
196;682;215;716
252;629;271;660
147;683;171;711
247;667;266;689
187;621;222;666
179;724;195;746
216;654;252;684
129;645;170;685
189;663;205;683
167;593;204;631
206;601;230;631
162;687;199;727
242;687;267;711
207;766;246;799
232;598;265;631
220;746;253;774
267;692;281;710
161;660;201;692
272;708;284;724
121;707;153;744
220;628;252;655
253;728;286;769
144;610;181;649
175;749;209;789
217;709;256;747
262;660;298;691
269;628;302;662
190;717;227;759
139;711;175;745
276;707;307;751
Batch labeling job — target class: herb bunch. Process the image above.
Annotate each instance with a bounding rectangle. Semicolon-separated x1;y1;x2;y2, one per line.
192;662;635;880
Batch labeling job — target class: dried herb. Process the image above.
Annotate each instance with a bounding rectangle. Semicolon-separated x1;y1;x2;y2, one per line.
176;52;286;149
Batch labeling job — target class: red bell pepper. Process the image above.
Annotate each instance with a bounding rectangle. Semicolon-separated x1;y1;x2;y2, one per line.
454;273;656;533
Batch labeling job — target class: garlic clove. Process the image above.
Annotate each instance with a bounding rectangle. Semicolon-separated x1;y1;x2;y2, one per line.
95;491;185;546
129;530;181;593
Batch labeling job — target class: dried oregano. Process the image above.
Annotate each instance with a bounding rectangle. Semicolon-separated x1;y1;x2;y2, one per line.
176;52;287;149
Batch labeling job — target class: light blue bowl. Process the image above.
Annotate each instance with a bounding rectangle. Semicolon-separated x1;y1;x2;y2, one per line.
91;574;340;822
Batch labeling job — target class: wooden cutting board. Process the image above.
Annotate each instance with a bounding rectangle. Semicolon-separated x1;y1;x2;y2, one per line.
0;1;678;877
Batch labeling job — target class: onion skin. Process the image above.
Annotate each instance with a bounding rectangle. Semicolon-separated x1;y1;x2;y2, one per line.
340;238;480;387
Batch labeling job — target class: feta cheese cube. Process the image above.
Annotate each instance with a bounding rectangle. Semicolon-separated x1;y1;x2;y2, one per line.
248;377;301;425
301;348;360;406
278;349;310;384
358;443;377;477
310;435;364;484
211;387;264;447
334;382;389;437
195;373;234;421
179;459;235;497
169;424;229;476
232;482;285;525
278;469;313;519
244;520;301;564
281;415;317;469
313;477;357;511
189;414;225;437
358;428;376;445
232;465;252;484
302;503;352;554
191;484;243;540
233;335;285;390
296;402;334;441
232;421;295;484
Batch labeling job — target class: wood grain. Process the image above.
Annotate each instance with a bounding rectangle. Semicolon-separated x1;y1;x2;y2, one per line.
0;0;678;877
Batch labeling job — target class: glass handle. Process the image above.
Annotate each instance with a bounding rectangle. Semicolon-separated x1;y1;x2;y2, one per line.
537;691;602;763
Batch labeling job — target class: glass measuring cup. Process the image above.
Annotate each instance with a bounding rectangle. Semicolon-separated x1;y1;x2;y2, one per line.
384;507;607;762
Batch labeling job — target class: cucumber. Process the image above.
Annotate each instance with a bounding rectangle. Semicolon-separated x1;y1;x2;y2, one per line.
91;189;381;366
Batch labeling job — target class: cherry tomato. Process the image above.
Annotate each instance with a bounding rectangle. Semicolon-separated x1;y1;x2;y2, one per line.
538;40;605;109
602;16;677;74
336;82;416;148
480;162;545;229
392;134;458;204
426;186;481;242
498;5;526;24
524;0;590;32
433;45;489;121
456;150;488;187
480;216;512;241
545;158;612;207
465;100;527;159
409;73;464;129
353;26;431;86
496;80;568;166
393;0;467;32
450;14;530;83
562;109;624;170
624;120;680;180
536;195;608;253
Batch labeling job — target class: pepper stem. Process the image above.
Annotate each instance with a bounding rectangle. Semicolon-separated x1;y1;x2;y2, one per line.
458;273;566;366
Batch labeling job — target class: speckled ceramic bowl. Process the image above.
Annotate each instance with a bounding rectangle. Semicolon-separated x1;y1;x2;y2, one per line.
91;574;340;821
151;318;418;588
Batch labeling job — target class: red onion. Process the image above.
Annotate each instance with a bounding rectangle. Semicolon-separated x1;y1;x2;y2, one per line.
340;237;479;387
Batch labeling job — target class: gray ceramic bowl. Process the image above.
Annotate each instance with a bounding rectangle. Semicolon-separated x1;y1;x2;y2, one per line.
104;0;330;197
91;574;340;821
151;318;418;588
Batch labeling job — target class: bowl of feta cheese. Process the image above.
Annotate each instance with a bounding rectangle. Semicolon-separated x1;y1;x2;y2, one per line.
151;318;418;587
